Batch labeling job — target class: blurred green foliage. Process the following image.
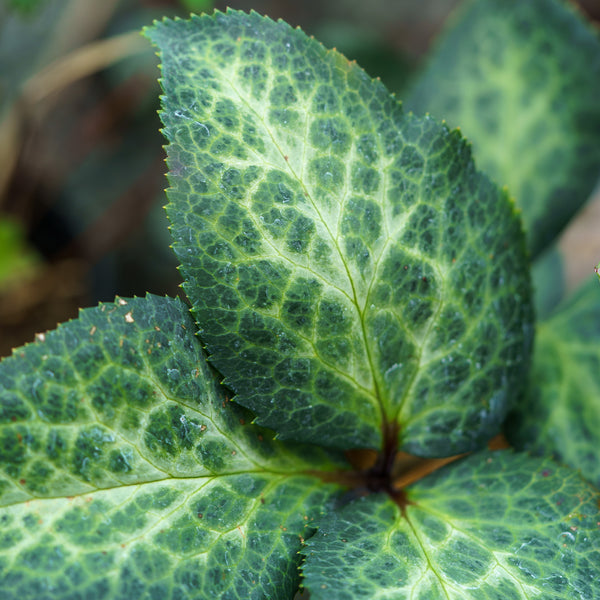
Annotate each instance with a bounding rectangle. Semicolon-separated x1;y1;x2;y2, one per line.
0;0;597;356
0;217;39;286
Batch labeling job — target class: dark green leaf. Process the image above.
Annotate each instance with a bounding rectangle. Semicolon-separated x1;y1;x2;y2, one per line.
303;450;600;598
0;294;342;501
147;10;533;456
0;294;346;597
507;276;600;487
406;0;600;257
0;473;338;599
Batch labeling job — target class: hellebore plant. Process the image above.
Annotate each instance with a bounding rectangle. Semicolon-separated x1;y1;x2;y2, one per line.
1;0;600;598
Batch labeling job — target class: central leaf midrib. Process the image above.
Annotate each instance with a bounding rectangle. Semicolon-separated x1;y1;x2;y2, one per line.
403;507;453;600
176;152;377;397
410;501;542;598
223;75;389;435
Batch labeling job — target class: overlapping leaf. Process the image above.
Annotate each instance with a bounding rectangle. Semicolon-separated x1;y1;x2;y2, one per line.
148;10;533;456
303;450;600;599
531;245;566;320
406;0;600;258
0;295;345;598
507;277;600;487
0;294;339;502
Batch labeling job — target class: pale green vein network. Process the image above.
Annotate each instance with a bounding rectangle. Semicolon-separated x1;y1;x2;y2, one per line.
219;42;448;433
152;11;532;455
0;471;341;599
408;505;540;598
303;451;600;599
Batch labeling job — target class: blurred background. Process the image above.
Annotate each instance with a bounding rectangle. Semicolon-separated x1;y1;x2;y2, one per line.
1;0;599;356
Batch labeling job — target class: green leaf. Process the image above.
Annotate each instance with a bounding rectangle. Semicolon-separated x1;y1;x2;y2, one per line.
406;0;600;258
303;450;600;599
0;294;342;502
0;473;338;599
531;245;566;320
0;294;346;597
147;10;533;456
507;276;600;487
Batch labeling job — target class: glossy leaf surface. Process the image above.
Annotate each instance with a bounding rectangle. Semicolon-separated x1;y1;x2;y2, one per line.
148;10;533;455
0;473;337;599
507;277;600;487
303;450;600;599
0;295;344;598
406;0;600;257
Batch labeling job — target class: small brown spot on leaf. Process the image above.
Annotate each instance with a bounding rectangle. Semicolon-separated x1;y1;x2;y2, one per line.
118;298;128;306
90;326;97;336
19;479;26;485
125;311;134;323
